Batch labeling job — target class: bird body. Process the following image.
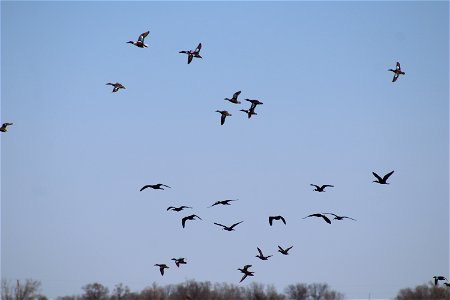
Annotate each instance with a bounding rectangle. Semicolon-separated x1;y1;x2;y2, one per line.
238;265;254;282
433;276;448;286
303;213;332;224
240;108;257;119
216;110;232;125
388;62;405;82
278;245;293;255
154;264;169;276
269;215;286;226
127;31;149;48
0;123;13;132
171;257;187;267
224;91;242;104
106;82;126;93
181;214;202;228
214;221;243;231
310;184;334;192
179;43;202;64
256;247;272;260
372;170;394;184
140;183;171;191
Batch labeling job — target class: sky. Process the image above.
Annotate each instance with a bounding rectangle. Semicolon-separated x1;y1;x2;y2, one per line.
1;1;449;299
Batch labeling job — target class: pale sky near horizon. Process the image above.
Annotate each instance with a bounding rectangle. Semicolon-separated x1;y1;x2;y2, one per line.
1;1;449;299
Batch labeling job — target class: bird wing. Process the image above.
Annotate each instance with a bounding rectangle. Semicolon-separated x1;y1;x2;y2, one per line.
214;222;226;228
187;54;193;64
140;185;150;191
182;217;187;228
194;215;202;220
233;91;241;99
321;215;332;224
221;114;226;125
372;172;383;182
322;185;334;189
382;170;395;181
310;184;319;189
161;184;171;188
323;212;338;217
230;221;243;229
280;216;286;224
195;43;202;53
160;266;165;276
396;62;401;70
167;207;175;211
343;216;357;221
269;217;274;226
257;247;263;256
179;50;188;54
239;274;248;283
139;31;149;42
278;245;284;251
285;246;293;252
392;74;398;82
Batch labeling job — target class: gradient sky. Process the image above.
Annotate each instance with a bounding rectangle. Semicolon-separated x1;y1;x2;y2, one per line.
1;1;449;299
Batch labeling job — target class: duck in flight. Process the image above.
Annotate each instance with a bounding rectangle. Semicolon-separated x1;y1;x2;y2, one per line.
323;213;356;221
167;206;192;212
310;184;334;192
388;62;405;82
269;215;286;226
216;110;232;125
245;99;263;111
256;247;272;260
240;108;257;119
106;82;126;93
140;183;171;191
214;221;244;231
127;31;149;48
278;245;293;255
372;170;394;184
179;43;202;64
181;214;202;228
224;91;242;104
302;213;331;224
154;264;169;276
208;199;238;208
238;265;254;283
171;257;187;267
433;276;448;286
0;123;13;133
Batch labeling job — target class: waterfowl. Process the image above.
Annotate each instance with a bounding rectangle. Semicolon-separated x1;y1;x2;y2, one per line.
388;62;405;82
323;213;356;221
255;247;272;260
444;282;450;287
372;170;394;184
154;264;169;276
106;82;126;93
224;91;242;104
310;184;334;192
140;183;171;191
181;214;202;228
302;213;331;224
171;257;187;267
244;99;263;110
277;245;293;255
238;265;254;283
269;215;286;226
179;43;202;64
216;110;232;125
167;206;192;212
0;123;13;132
208;199;238;208
127;31;149;48
240;108;257;119
213;221;244;231
433;276;448;286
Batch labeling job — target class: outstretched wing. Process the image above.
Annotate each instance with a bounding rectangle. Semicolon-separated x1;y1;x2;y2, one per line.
310;184;319;189
322;185;334;189
182;217;187;228
195;43;202;53
239;274;248;283
285;246;293;252
140;185;151;191
280;216;286;224
257;247;263;256
382;170;395;181
167;206;175;211
230;221;243;229
269;216;274;226
187;54;193;64
214;222;226;228
321;215;332;224
221;114;226;125
139;31;149;42
392;73;399;82
233;91;241;99
372;172;383;182
161;184;171;188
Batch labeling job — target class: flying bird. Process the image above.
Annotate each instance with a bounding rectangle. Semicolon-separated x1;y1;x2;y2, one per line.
238;265;254;283
208;199;238;208
444;282;450;288
179;43;202;64
127;31;149;48
214;221;244;231
372;170;394;184
278;245;293;255
388;62;405;82
240;108;257;119
154;264;169;276
433;276;448;286
171;257;187;267
106;82;126;93
310;184;334;192
302;213;331;224
323;213;356;221
245;99;263;110
0;123;13;133
269;215;286;226
167;206;192;212
255;247;272;260
140;183;171;191
181;214;202;228
224;91;242;104
216;110;232;125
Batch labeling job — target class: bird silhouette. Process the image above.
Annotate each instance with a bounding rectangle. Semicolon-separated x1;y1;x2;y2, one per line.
154;264;169;276
323;213;356;221
372;171;394;184
208;199;238;208
269;215;286;226
433;276;448;286
388;62;405;82
167;206;192;212
216;110;232;125
140;183;171;191
256;247;272;260
127;31;149;48
444;282;450;288
106;82;126;93
224;91;242;104
310;184;334;192
278;245;293;255
179;43;202;64
0;123;13;132
240;108;257;119
238;265;254;283
214;221;244;231
302;213;332;224
181;214;202;228
244;99;263;110
171;257;187;267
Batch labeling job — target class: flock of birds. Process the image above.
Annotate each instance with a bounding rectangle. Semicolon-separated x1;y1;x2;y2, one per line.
2;29;448;291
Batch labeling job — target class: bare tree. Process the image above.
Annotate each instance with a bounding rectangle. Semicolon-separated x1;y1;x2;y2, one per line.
81;283;109;300
395;282;450;300
1;279;43;300
111;284;131;300
285;283;343;300
285;283;308;300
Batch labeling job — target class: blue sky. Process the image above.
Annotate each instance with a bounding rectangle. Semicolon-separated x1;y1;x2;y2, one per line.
1;1;449;299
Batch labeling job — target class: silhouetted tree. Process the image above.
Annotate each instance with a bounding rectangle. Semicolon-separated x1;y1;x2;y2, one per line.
81;283;109;300
395;282;450;300
285;283;343;300
111;284;131;300
285;283;308;300
1;279;43;300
